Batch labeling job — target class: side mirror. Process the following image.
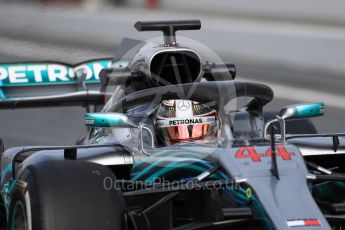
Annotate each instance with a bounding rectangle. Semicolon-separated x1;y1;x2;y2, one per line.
279;102;324;120
264;102;324;142
85;113;137;128
85;113;155;155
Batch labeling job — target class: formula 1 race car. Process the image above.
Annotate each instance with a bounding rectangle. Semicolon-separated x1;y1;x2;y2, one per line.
0;20;345;230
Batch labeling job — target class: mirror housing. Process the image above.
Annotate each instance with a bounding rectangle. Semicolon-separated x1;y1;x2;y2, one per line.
279;102;324;120
85;113;154;155
264;102;324;142
85;113;137;128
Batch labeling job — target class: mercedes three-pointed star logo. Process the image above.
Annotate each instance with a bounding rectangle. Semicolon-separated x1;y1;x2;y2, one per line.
177;100;190;111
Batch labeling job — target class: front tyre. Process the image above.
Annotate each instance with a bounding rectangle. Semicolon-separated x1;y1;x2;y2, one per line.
8;160;125;230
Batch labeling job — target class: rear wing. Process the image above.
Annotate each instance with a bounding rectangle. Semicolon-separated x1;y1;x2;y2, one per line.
0;58;112;109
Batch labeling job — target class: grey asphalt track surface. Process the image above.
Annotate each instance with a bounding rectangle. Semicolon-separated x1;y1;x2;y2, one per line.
0;3;345;148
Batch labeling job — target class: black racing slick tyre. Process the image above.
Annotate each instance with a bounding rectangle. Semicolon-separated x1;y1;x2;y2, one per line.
8;160;125;230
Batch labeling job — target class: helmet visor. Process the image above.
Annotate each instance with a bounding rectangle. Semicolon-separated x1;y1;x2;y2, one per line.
156;116;217;144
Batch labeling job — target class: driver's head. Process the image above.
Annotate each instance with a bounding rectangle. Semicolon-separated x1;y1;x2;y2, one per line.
155;100;220;145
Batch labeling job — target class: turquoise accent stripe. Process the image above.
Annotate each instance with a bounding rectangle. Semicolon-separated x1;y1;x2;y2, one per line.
335;181;345;189
132;151;206;178
145;159;213;182
217;170;228;179
223;186;271;229
146;164;210;183
0;80;101;87
0;164;12;184
224;189;245;206
1;179;17;219
133;149;181;169
252;195;272;229
0;79;5;99
131;166;225;181
295;102;324;118
8;180;16;193
132;153;213;181
85;113;131;128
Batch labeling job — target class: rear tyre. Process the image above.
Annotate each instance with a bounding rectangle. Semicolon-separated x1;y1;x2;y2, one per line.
8;160;125;230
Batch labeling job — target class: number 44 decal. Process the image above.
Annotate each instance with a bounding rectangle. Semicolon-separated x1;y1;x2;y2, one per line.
235;146;295;162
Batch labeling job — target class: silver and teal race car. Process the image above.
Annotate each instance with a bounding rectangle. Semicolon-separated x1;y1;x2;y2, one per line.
0;20;345;230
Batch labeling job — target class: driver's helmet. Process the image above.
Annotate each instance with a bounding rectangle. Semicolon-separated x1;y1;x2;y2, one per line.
155;100;220;145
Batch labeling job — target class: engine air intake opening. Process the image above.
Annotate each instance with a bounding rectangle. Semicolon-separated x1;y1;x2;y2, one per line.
150;51;201;85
